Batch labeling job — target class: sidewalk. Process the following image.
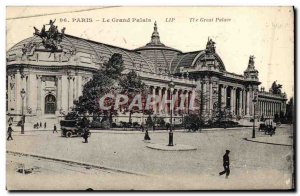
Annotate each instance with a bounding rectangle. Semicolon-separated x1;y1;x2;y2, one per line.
9;126;253;134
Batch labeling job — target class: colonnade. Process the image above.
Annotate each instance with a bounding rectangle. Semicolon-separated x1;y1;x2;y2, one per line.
149;86;195;115
258;99;284;118
218;84;254;117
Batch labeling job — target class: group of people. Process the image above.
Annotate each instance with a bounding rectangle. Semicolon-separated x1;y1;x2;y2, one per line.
33;122;47;129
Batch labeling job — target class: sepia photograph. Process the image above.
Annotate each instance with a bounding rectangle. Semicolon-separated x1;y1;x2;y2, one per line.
6;6;294;190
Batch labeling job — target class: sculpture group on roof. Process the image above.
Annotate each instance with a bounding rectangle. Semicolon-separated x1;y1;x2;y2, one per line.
271;81;283;95
33;19;66;51
206;37;216;53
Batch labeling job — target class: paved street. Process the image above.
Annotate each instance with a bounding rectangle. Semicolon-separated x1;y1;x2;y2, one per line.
6;125;294;190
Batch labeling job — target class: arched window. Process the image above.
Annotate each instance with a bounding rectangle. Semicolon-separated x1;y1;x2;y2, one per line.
45;94;56;114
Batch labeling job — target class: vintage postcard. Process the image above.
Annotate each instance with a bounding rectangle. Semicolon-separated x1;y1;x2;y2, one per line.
6;6;294;190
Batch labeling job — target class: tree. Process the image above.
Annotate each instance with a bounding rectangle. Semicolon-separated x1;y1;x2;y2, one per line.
118;70;146;123
183;114;202;132
69;53;124;120
103;53;125;80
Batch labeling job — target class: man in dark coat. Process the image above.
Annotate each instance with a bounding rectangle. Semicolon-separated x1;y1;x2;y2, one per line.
144;127;151;140
219;150;230;178
7;124;13;141
82;128;89;143
53;124;58;133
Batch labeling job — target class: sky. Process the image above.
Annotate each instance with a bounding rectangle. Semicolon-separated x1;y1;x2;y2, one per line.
6;6;294;99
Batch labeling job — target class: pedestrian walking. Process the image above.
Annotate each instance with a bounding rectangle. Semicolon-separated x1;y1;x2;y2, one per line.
53;124;58;133
7;123;14;141
44;122;47;128
219;150;230;178
82;128;89;143
39;122;42;127
144;127;151;140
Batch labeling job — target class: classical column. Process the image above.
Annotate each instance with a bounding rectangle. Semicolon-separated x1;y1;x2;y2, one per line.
268;101;272;117
261;101;264;116
260;101;262;116
246;90;250;115
74;75;78;100
239;90;243;116
278;102;281;114
266;101;268;116
162;88;167;114
271;102;273;116
7;75;11;112
24;75;29;112
185;90;189;114
249;89;253;117
209;80;213;116
56;76;62;114
15;72;22;115
61;75;68;113
203;81;207;112
230;87;234;114
174;89;179;114
158;87;162;114
73;77;76;101
232;88;236;115
265;101;268;116
27;74;37;113
77;75;83;98
243;89;246;115
68;76;74;111
152;86;156;114
222;85;226;107
190;89;196;112
36;75;42;115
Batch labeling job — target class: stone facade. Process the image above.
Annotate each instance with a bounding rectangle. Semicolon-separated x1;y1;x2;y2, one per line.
6;21;287;126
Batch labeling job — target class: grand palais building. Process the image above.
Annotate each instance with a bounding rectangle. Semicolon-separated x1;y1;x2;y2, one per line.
6;21;287;126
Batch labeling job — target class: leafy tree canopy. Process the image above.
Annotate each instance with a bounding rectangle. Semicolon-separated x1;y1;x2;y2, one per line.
71;53;124;117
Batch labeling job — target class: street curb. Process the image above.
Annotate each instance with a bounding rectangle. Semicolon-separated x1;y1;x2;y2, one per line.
243;138;292;147
146;143;197;151
6;150;149;177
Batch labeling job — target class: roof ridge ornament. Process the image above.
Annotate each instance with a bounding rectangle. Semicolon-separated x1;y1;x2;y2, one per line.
146;21;165;46
33;19;66;52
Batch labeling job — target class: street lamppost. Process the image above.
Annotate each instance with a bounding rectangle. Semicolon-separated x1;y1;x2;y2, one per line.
168;80;175;146
252;91;258;138
20;88;26;134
